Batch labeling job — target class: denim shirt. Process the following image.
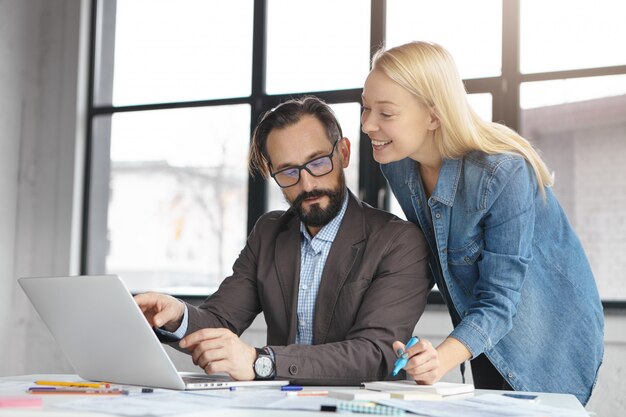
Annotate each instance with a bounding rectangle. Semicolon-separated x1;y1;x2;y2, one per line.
381;151;604;405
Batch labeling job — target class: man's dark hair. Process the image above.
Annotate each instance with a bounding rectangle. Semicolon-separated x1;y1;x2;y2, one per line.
249;96;343;178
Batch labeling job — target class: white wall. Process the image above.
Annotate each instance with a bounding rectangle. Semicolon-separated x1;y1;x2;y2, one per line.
0;0;88;375
0;1;624;416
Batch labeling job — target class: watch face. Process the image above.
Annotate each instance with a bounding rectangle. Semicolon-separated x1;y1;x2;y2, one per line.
254;356;273;378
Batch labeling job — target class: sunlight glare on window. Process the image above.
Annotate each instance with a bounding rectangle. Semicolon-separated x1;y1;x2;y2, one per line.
266;0;370;94
107;105;250;294
520;75;626;109
113;0;253;106
521;0;626;74
386;0;502;79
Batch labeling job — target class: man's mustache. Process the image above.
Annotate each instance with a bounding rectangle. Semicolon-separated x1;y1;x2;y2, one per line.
292;189;333;208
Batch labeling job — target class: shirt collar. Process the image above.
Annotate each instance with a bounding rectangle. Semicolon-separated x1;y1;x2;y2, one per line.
403;158;462;207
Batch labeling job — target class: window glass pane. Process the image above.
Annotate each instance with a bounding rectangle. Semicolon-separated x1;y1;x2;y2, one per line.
389;194;407;221
521;77;626;300
266;0;370;94
520;75;626;109
386;0;502;79
268;103;362;211
112;0;253;106
107;105;251;294
467;93;493;122
521;0;626;73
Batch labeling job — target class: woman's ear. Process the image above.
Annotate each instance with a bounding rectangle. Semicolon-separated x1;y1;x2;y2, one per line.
428;110;440;131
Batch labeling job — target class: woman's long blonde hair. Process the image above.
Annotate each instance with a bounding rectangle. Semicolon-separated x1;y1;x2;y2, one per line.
371;41;553;195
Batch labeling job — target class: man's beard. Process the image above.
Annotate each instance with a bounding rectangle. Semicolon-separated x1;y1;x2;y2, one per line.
288;172;346;228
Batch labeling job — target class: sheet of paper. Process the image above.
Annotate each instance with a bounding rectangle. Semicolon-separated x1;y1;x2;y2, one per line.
53;392;235;416
264;396;338;412
54;389;307;416
188;390;338;412
186;389;286;408
377;394;590;417
202;390;336;412
0;381;33;394
464;395;590;417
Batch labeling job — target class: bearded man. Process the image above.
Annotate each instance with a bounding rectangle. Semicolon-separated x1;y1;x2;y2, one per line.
135;97;430;385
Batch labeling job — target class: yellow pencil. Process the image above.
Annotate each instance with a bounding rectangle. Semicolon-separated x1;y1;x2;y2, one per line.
34;380;105;389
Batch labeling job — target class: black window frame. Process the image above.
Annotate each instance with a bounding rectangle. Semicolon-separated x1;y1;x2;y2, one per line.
83;0;626;309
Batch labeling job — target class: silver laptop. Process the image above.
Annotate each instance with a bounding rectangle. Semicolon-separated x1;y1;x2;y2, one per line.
18;275;288;390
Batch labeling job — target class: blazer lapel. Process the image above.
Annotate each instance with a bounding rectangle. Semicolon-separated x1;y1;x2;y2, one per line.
313;193;365;344
274;212;301;344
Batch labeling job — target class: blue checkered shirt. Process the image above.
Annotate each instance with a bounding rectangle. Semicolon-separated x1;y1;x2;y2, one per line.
295;193;349;345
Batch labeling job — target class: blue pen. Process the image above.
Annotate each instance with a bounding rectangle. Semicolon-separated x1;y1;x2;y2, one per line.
392;336;420;376
281;385;303;391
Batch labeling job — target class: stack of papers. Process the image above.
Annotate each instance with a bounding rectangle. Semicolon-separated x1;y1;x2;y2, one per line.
363;380;475;398
328;389;391;401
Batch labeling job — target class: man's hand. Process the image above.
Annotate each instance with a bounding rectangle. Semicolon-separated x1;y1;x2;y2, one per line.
179;328;257;381
134;292;185;332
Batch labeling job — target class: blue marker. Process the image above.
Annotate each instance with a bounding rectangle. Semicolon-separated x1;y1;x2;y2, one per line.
392;336;420;376
281;385;303;391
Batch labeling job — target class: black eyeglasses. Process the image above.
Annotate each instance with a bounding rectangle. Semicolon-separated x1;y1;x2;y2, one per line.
270;140;339;188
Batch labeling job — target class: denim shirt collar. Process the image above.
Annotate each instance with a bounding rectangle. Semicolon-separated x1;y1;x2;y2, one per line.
404;158;463;207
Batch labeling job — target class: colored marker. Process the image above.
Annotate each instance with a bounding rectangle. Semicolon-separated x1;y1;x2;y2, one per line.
286;390;328;397
281;385;303;391
28;388;128;395
392;336;420;376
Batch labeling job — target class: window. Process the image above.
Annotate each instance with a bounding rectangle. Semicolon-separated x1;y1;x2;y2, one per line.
110;0;253;106
86;0;371;294
521;78;626;302
520;0;626;74
105;106;250;294
518;0;626;302
386;0;502;79
87;1;626;303
383;0;626;303
266;0;370;94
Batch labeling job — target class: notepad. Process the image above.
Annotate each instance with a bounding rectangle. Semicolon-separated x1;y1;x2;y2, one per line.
389;390;444;401
362;380;474;397
328;389;391;401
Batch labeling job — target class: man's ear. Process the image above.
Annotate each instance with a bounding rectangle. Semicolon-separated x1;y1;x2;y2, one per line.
338;137;351;168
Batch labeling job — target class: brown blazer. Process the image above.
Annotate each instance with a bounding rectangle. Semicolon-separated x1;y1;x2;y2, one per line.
184;192;431;385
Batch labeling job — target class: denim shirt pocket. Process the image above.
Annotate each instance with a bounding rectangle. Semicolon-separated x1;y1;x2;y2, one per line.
446;236;484;296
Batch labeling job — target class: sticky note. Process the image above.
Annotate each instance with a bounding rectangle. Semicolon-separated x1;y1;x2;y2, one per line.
0;395;43;408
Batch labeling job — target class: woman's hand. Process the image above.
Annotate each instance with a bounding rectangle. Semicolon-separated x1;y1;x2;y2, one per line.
393;336;472;385
393;338;442;384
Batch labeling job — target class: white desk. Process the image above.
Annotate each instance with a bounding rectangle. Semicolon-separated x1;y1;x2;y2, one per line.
0;374;588;416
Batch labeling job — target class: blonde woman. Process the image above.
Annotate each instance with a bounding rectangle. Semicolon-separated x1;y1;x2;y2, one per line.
361;41;603;405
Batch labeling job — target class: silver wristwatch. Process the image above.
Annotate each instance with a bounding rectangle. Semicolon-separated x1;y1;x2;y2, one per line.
253;347;275;380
